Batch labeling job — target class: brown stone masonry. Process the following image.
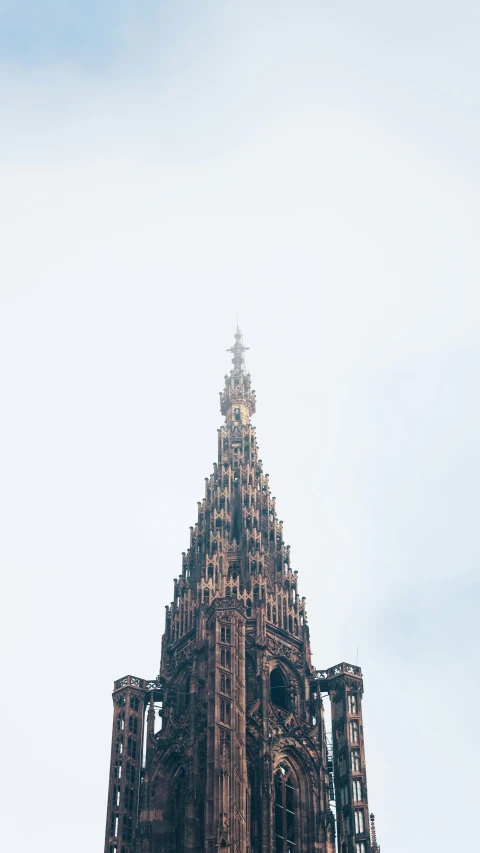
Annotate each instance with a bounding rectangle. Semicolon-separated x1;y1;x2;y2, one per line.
103;329;380;853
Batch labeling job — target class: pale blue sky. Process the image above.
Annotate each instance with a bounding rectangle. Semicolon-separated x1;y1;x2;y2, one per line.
1;3;479;852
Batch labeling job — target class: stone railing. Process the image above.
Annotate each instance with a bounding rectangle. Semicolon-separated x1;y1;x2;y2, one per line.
113;674;163;695
315;662;362;681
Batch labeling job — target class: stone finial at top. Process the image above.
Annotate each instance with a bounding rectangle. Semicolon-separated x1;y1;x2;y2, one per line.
220;326;256;423
227;324;249;375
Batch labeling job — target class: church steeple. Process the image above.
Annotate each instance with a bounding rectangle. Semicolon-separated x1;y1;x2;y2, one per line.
103;331;378;853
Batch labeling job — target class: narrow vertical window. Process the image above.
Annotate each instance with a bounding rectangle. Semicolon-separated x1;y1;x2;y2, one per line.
352;779;362;802
125;787;134;811
274;765;296;852
351;750;361;772
350;720;359;743
270;667;288;710
348;693;357;714
354;810;365;834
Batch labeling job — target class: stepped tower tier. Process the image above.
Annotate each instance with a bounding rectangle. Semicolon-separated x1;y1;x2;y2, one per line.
103;329;379;853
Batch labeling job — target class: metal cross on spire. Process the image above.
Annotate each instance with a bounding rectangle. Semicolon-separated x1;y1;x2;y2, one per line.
227;324;249;374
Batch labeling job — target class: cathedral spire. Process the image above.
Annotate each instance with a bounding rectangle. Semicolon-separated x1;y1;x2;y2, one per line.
104;330;379;853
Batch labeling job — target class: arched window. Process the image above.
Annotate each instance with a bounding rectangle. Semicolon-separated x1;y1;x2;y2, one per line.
270;667;288;711
275;765;295;852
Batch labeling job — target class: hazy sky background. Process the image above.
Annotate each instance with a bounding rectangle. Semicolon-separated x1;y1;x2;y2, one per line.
1;2;479;851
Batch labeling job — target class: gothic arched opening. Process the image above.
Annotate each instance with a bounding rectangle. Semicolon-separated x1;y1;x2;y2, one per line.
275;764;296;853
270;667;288;711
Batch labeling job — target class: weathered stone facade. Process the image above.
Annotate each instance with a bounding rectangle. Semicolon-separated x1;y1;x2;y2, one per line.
104;330;380;853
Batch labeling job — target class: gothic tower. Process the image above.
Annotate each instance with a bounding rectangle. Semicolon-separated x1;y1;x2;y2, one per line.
104;329;379;853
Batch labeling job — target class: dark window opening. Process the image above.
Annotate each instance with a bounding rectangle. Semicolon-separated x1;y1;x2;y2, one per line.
221;649;231;669
270;667;288;711
124;786;134;812
127;737;137;759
